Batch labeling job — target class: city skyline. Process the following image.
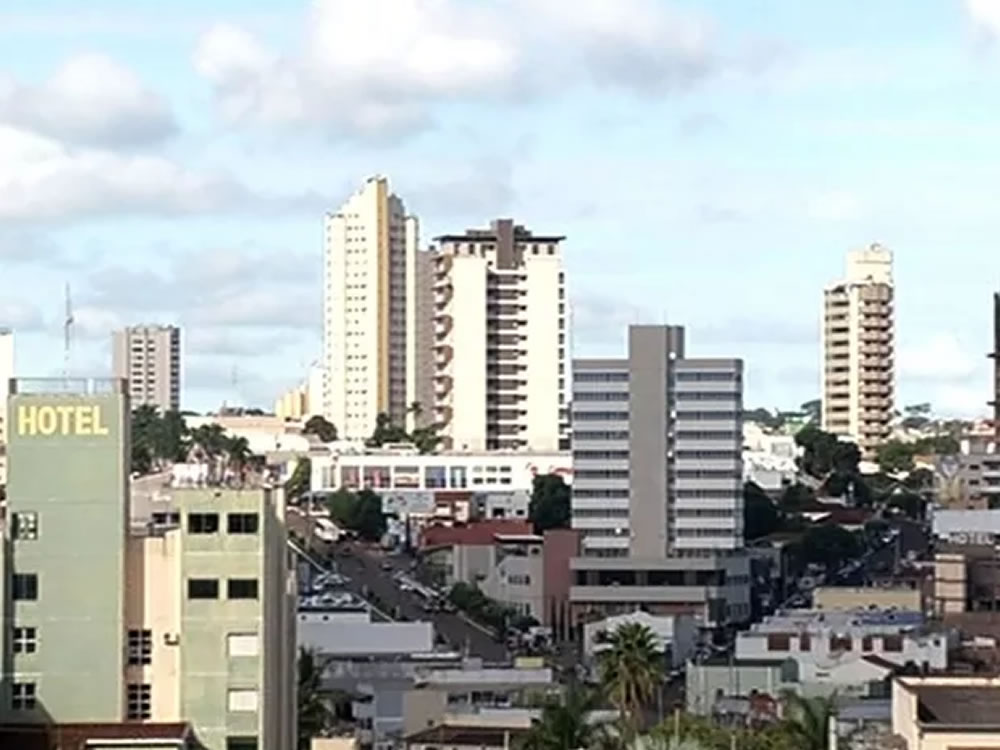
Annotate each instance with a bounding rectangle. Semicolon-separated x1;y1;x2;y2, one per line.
1;0;999;415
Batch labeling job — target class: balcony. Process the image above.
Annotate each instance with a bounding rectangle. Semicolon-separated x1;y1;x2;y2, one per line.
434;374;453;399
435;314;454;339
435;343;454;367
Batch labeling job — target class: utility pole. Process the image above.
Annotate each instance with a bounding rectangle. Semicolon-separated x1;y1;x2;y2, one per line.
63;283;73;378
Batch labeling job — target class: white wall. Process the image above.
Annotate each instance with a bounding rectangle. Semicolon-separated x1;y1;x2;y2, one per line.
447;256;488;450
523;255;563;453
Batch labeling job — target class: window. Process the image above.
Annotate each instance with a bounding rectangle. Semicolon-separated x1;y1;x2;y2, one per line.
12;573;38;601
188;579;219;600
227;513;259;534
799;633;811;652
766;634;790;652
127;683;151;719
227;579;259;600
12;626;37;654
883;634;903;652
228;688;259;712
12;512;38;540
12;682;36;710
128;629;152;665
226;738;259;750
227;634;260;657
188;513;219;534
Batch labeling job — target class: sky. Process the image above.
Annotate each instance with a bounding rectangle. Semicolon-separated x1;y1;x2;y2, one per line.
1;0;1000;416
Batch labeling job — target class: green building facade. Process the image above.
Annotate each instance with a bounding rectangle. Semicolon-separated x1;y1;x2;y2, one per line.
1;379;130;723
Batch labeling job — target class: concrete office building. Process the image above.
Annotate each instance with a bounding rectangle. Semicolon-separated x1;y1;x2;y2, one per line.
821;244;894;458
112;324;182;411
568;325;750;628
0;378;295;750
322;176;423;440
430;219;569;452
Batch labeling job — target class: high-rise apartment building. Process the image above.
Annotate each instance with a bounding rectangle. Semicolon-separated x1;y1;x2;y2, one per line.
821;244;894;457
568;325;750;628
323;176;422;440
0;378;295;749
429;219;569;452
112;324;181;411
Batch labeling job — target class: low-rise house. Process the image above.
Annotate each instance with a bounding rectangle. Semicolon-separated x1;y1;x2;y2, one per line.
892;674;1000;749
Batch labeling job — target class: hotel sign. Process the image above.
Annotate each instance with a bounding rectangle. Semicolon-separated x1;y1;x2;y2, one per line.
945;531;996;546
15;403;111;437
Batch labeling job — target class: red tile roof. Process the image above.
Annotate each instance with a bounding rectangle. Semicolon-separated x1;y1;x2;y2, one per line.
421;519;533;548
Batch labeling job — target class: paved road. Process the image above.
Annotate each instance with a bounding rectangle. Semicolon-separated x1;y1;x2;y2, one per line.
333;542;509;662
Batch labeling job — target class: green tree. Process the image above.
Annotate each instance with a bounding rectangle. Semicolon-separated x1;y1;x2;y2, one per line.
529;473;572;534
905;467;934;491
744;481;782;539
780;693;836;750
744;408;785;431
801;398;821;423
354;489;387;541
599;622;664;740
901;403;932;430
285;457;311;501
224;435;252;473
801;525;861;569
303;415;338;442
367;412;409;447
519;687;604;750
779;482;815;511
297;647;333;749
875;440;915;474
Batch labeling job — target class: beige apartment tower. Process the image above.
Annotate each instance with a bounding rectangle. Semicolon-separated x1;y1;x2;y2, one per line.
821;244;894;458
430;219;569;452
112;324;181;411
322;176;423;440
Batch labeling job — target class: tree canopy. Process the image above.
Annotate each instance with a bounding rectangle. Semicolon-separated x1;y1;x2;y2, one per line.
326;488;386;541
744;481;783;540
366;410;440;454
801;524;862;569
598;622;664;740
303;415;338;442
528;473;571;534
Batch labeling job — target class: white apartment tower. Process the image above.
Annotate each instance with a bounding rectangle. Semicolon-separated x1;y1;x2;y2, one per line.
430;219;569;452
112;324;181;411
821;244;895;458
322;176;422;440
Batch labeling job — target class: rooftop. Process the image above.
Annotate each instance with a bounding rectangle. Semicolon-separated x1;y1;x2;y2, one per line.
916;686;1000;727
405;725;530;747
748;608;925;633
422;520;534;548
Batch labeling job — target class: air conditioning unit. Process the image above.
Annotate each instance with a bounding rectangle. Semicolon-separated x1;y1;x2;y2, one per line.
164;633;180;646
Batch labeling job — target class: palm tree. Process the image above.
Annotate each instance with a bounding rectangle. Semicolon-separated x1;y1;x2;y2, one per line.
297;647;332;749
598;622;664;740
224;435;252;476
520;687;603;750
189;423;228;479
780;692;835;750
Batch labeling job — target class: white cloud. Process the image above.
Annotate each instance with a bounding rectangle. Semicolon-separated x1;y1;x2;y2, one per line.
898;333;978;382
194;0;725;139
0;125;314;222
0;300;44;331
968;0;1000;37
0;54;176;147
72;304;124;339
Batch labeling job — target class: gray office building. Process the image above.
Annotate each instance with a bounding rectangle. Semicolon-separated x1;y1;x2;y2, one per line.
569;325;750;628
111;325;181;411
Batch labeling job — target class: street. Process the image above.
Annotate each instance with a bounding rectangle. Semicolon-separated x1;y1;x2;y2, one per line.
333;541;509;662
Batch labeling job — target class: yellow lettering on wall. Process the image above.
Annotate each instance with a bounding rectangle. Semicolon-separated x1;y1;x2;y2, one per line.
92;406;109;436
17;405;36;435
36;406;56;435
14;403;113;437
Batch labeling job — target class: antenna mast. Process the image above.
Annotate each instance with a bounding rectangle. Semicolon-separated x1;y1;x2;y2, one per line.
63;283;74;378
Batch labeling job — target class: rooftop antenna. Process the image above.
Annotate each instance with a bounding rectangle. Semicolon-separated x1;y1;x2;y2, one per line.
63;283;73;378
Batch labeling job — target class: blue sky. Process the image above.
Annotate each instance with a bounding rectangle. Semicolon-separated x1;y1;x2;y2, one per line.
1;0;999;415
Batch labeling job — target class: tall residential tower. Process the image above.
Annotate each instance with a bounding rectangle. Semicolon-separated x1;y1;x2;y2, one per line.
322;176;422;440
430;219;569;452
112;324;181;411
821;244;895;457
